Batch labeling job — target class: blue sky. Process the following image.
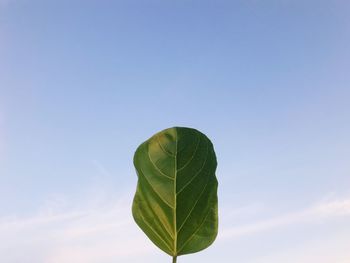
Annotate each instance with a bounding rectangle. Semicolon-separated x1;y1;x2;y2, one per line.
0;0;350;262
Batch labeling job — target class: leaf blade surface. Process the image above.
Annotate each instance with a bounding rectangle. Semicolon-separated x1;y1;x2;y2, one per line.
132;127;218;257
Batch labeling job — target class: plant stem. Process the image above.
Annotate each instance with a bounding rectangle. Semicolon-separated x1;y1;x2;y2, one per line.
172;256;177;263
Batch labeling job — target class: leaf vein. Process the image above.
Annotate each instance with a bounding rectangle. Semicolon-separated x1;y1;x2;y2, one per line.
156;135;174;157
138;168;174;209
147;148;174;180
177;134;201;172
177;140;210;195
139;213;173;252
139;185;175;239
177;177;210;233
178;208;212;254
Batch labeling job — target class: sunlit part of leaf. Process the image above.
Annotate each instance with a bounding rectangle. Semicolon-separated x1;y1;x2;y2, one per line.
132;127;218;261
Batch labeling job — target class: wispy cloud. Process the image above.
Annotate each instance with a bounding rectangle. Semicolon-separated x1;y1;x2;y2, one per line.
219;196;350;240
0;190;159;263
0;111;4;162
92;159;113;178
1;189;349;262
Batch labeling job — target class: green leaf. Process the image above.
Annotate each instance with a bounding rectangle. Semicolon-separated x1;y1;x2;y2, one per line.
132;127;218;260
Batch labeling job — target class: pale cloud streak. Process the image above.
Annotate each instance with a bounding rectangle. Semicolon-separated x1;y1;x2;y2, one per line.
92;159;113;178
219;196;350;240
0;190;159;263
1;190;350;262
0;110;4;162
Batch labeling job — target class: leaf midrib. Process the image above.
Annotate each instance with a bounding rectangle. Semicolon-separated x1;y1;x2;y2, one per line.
173;128;178;256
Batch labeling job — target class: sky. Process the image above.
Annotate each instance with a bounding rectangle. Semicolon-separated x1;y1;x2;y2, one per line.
0;0;350;262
